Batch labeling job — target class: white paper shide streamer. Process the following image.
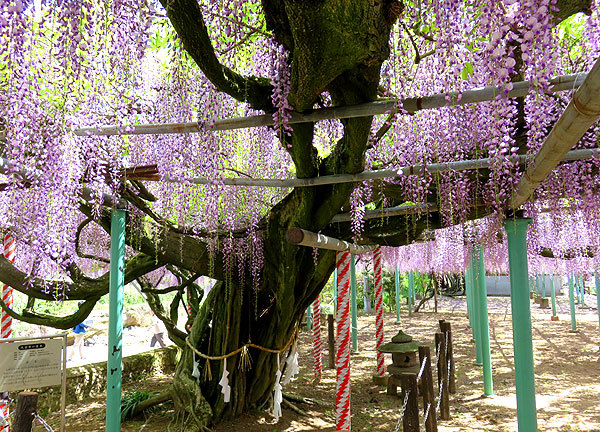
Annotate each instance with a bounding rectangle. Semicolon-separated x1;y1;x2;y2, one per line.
191;354;201;383
273;354;283;422
282;342;299;385
219;358;231;403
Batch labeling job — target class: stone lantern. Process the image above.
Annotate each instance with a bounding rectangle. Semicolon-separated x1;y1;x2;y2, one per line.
377;330;420;395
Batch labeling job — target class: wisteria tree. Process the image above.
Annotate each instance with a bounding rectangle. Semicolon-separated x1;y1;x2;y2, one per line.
0;0;598;429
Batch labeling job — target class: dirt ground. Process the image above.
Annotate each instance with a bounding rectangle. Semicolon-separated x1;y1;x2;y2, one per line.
37;293;600;432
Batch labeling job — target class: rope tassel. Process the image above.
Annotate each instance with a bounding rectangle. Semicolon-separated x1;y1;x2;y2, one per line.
239;345;252;371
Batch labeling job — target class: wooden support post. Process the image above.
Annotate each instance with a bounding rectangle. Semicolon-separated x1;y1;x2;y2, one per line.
439;321;456;394
435;332;450;420
12;391;38;432
418;346;438;432
328;314;336;369
400;373;420;432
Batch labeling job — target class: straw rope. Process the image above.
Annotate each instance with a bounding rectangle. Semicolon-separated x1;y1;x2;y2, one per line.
185;328;298;361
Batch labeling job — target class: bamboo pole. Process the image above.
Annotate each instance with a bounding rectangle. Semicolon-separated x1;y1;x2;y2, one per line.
510;59;600;209
285;227;377;254
72;73;586;137
157;147;600;189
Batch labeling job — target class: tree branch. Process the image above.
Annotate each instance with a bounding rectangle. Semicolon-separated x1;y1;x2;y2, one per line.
0;295;100;329
0;253;162;301
159;0;273;111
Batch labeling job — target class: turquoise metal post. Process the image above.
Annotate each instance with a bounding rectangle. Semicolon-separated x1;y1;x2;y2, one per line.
578;275;585;308
408;271;414;315
470;250;483;366
465;266;473;329
306;307;312;331
504;218;537;432
350;254;359;353
572;274;579;304
550;277;557;319
541;274;546;299
475;245;493;396
568;275;577;332
394;266;401;323
535;275;540;297
595;271;600;334
106;208;126;432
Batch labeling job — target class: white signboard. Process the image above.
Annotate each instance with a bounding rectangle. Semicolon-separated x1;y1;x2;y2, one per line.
0;338;63;391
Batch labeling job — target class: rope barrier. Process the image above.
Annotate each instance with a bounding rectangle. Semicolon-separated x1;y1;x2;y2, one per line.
417;356;427;382
436;379;444;413
185;328;297;361
34;413;54;432
393;389;411;432
421;403;431;432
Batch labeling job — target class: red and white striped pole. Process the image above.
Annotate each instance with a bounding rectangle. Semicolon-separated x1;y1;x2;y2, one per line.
1;234;15;431
373;248;385;377
311;296;322;381
335;251;351;431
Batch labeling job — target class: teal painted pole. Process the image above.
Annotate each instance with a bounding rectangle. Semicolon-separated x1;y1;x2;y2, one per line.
535;275;540;297
550;277;557;319
573;274;579;304
541;274;546;299
504;218;537;432
475;245;493;396
595;271;600;334
529;277;534;295
350;254;359;353
471;250;483;366
333;268;338;314
408;271;414;315
394;266;401;323
465;267;473;329
578;275;585;308
568;275;577;332
306;307;312;330
106;208;126;432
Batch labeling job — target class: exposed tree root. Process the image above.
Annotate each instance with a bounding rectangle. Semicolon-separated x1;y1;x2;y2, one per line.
283;392;327;406
131;390;173;417
282;399;309;416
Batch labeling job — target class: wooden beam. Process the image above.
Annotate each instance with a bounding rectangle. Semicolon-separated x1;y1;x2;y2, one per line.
285;227;376;254
72;73;586;137
510;60;600;209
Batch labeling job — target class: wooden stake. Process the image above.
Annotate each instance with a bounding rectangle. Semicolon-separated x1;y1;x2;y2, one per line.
328;314;336;369
400;372;420;432
435;332;450;420
419;346;438;432
439;321;456;394
12;391;38;432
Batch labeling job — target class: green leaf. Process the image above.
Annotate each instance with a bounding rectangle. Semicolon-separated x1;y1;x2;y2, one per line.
460;62;474;80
